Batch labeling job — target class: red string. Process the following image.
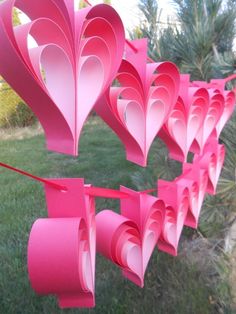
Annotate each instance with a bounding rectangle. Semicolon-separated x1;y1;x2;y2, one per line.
125;39;138;53
83;0;92;5
85;186;129;199
224;73;236;83
147;56;155;63
0;162;67;191
0;162;155;198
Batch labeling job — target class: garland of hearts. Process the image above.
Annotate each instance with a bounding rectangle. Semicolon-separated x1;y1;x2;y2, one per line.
0;0;236;309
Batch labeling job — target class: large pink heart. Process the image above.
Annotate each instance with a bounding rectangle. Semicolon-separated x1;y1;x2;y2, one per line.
0;0;125;155
95;39;180;166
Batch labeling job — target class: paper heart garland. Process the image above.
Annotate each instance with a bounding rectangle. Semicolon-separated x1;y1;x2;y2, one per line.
28;178;96;308
96;187;165;287
96;39;180;166
0;0;125;155
157;179;189;255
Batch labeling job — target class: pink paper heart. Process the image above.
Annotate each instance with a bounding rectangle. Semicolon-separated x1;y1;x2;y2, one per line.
192;90;224;154
96;191;165;287
158;198;189;256
96;39;180;166
0;1;125;155
159;86;208;162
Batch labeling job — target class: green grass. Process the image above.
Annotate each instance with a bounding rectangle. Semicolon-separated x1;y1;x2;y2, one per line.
0;117;231;313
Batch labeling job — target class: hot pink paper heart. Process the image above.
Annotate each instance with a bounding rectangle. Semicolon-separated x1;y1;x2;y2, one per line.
157;200;189;256
96;39;180;166
120;186;165;283
190;89;224;154
181;163;208;228
193;139;225;195
157;179;189;255
193;80;235;139
0;0;125;155
159;75;208;162
28;178;96;308
96;188;165;287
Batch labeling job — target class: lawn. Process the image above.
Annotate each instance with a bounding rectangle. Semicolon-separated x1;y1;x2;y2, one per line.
0;117;231;313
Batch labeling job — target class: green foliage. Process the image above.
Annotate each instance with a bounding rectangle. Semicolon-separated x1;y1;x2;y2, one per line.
135;0;236;80
0;81;36;128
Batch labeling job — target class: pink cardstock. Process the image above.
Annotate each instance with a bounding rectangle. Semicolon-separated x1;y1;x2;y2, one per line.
0;1;125;155
96;187;165;287
27;178;96;308
95;39;180;166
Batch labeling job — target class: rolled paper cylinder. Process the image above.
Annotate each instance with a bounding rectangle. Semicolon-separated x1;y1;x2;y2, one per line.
0;1;125;155
157;180;189;256
96;38;180;167
27;218;95;308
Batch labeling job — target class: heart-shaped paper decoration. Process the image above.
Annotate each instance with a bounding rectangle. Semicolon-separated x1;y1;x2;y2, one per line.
96;39;180;166
0;0;125;155
120;186;165;281
181;163;208;228
28;178;96;308
159;74;208;162
96;189;165;288
190;88;224;154
193;138;225;195
157;179;189;255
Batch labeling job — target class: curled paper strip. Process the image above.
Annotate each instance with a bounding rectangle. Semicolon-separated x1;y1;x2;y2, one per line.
29;178;96;308
28;218;94;308
96;39;180;166
96;186;165;287
0;0;125;155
